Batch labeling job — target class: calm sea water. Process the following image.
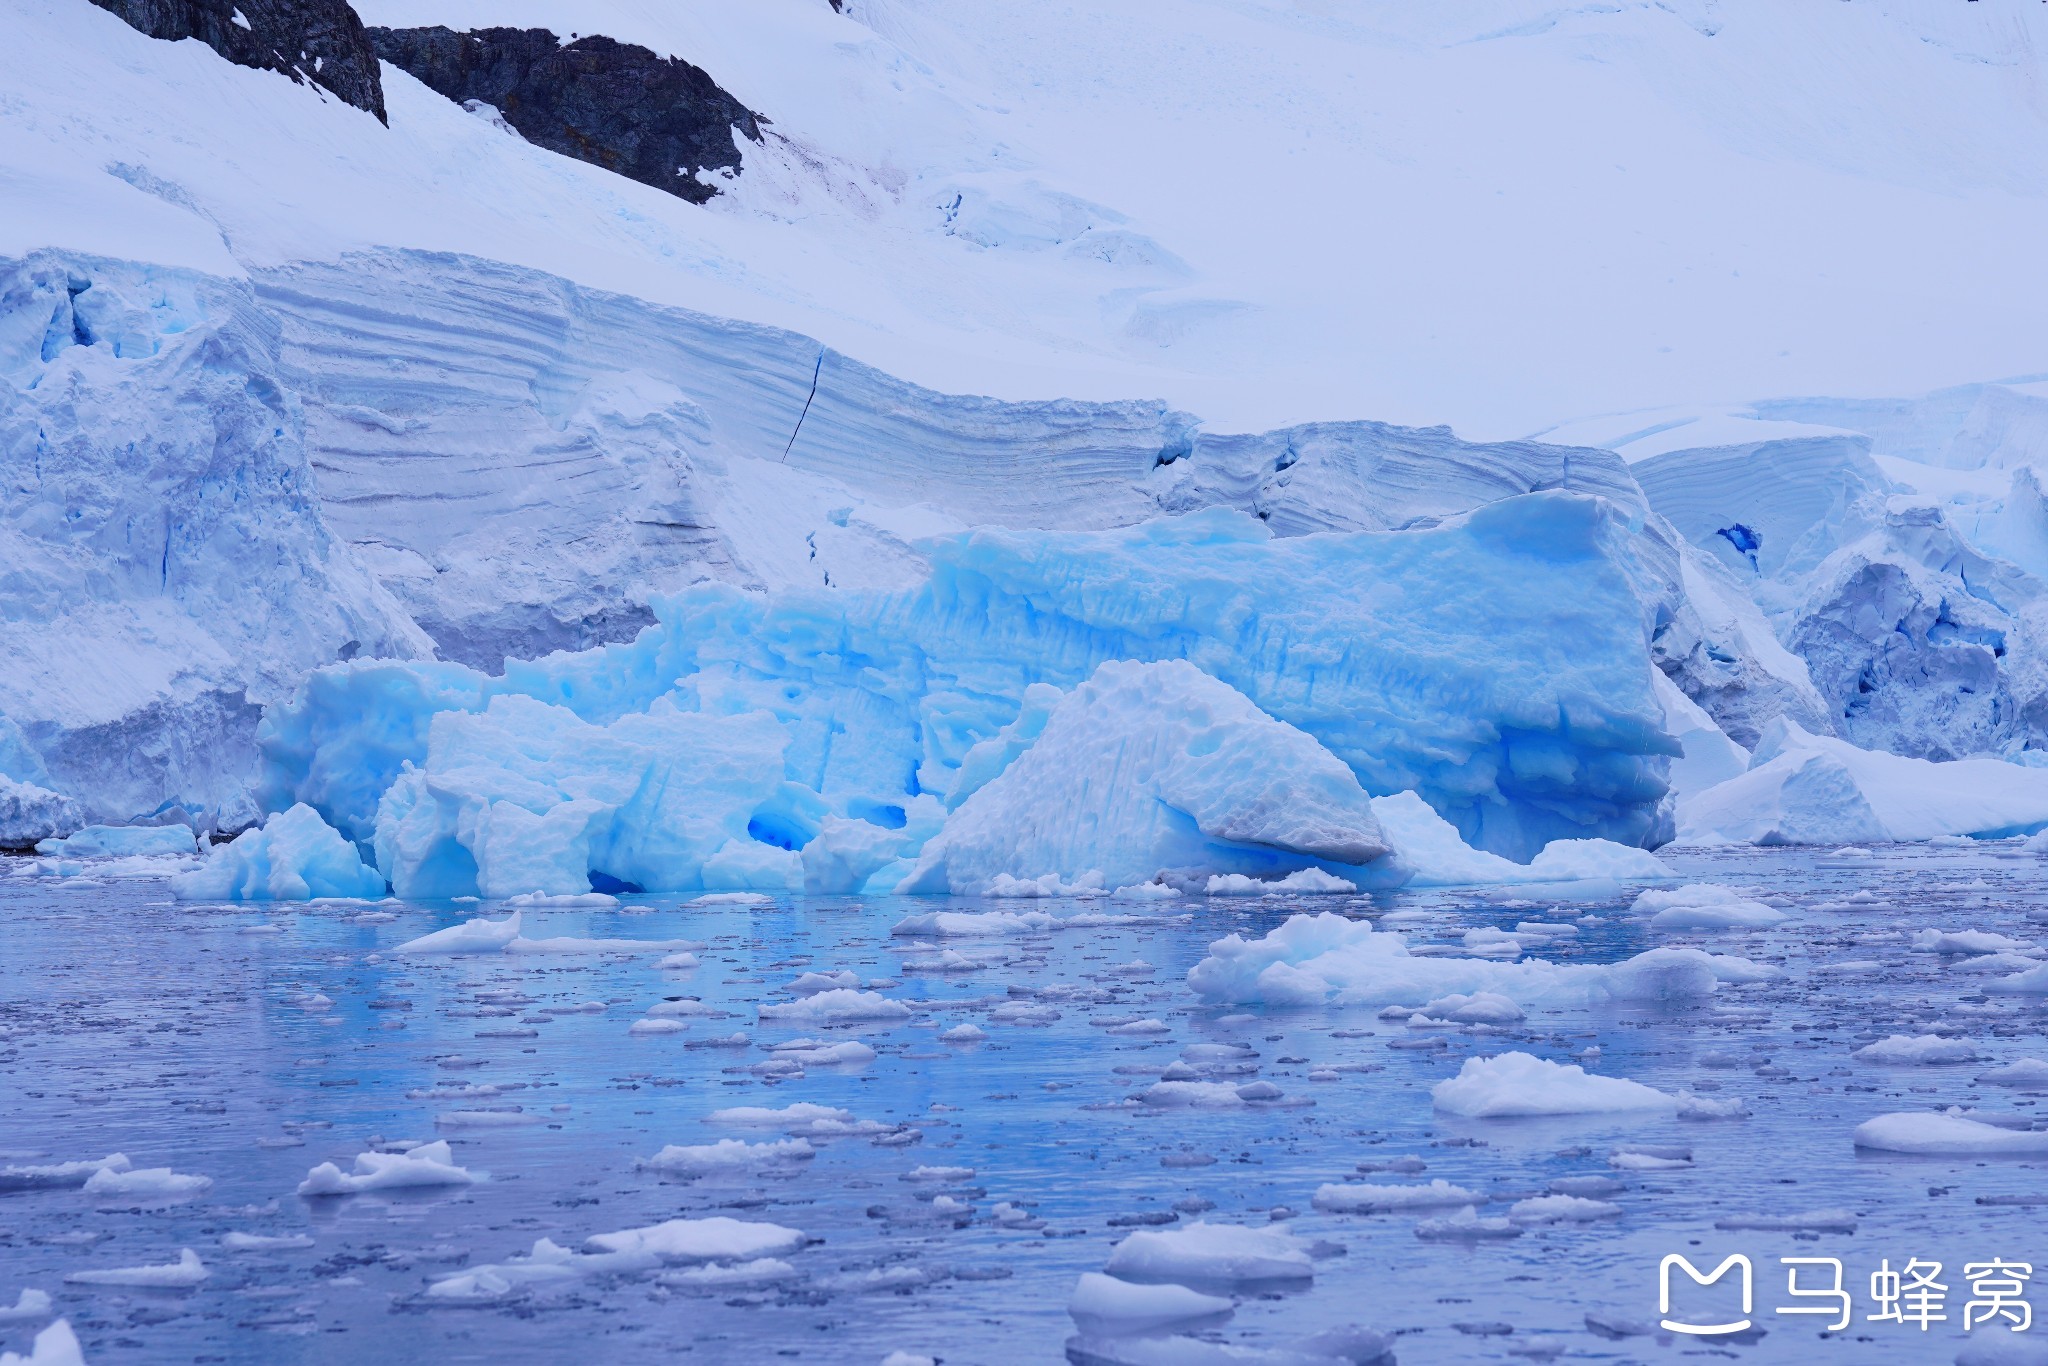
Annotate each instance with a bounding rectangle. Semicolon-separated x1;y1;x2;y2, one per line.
4;844;2046;1364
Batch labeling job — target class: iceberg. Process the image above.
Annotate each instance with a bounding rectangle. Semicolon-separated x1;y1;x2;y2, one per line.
0;775;82;849
902;660;1393;895
261;493;1679;882
171;804;385;901
1679;718;2048;845
36;824;196;858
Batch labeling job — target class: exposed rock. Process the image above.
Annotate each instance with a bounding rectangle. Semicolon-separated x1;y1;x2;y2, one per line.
368;26;761;204
86;0;385;122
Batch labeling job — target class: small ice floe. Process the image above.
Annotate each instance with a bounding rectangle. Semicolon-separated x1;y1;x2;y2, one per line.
220;1231;315;1251
1107;1019;1172;1036
646;998;714;1017
939;1023;986;1043
1413;991;1524;1025
703;1103;891;1137
0;1319;81;1366
629;1017;688;1035
658;1258;799;1289
689;892;773;906
901;948;992;973
641;1138;816;1176
502;891;618;909
1550;1175;1625;1198
878;1354;936;1366
1631;884;1785;931
758;989;911;1024
1136;1081;1302;1110
1986;962;2048;994
1068;1272;1233;1334
1063;1327;1394;1366
1432;1052;1676;1118
1854;1034;1979;1065
656;952;700;970
435;1109;543;1129
1311;1179;1481;1214
0;1289;51;1322
1914;928;2038;956
1677;1092;1751;1120
1977;1059;2048;1089
902;1165;975;1183
1507;1195;1622;1224
1205;869;1356;896
81;1166;213;1200
785;970;860;994
770;1038;877;1065
1102;1222;1315;1287
1852;1110;2048;1155
0;1154;131;1192
1414;1210;1521;1242
1608;1145;1694;1171
1713;1210;1857;1233
65;1247;209;1287
393;911;693;956
427;1217;805;1302
1111;881;1179;901
297;1140;477;1195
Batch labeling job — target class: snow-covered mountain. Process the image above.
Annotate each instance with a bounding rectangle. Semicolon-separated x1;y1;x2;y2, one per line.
5;0;2048;869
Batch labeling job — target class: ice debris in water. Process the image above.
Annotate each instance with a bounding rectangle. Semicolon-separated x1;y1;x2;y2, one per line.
64;1247;209;1287
1852;1111;2048;1155
1853;1034;1979;1065
0;1320;83;1366
1311;1179;1482;1213
428;1217;806;1302
37;825;195;858
1187;912;1773;1008
1067;1272;1234;1333
391;911;693;956
171;804;384;901
79;1166;212;1199
1102;1222;1315;1287
1977;1059;2048;1088
1432;1052;1676;1118
0;1290;52;1323
757;989;911;1023
640;1139;818;1175
297;1140;477;1195
1204;868;1357;896
1631;883;1785;930
0;1154;130;1192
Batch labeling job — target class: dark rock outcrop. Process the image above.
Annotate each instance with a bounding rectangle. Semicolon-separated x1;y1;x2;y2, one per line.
368;26;761;204
87;0;386;122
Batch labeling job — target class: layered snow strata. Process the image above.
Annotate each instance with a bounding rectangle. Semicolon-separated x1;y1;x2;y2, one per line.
1187;912;1772;1009
263;492;1680;871
172;803;384;901
1679;718;2048;845
902;660;1392;894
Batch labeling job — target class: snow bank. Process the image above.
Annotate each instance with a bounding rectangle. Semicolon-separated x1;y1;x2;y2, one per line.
1680;719;2048;845
171;804;384;901
904;660;1391;894
1187;912;1771;1010
1432;1052;1677;1118
1852;1111;2048;1155
1631;884;1785;930
297;1141;476;1195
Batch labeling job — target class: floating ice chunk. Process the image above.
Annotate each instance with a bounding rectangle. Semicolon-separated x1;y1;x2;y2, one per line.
642;1139;817;1175
297;1140;476;1195
1852;1111;2048;1155
1187;913;1770;1009
985;872;1108;899
1432;1052;1676;1118
1068;1272;1234;1333
37;824;195;858
435;1110;543;1129
656;952;700;970
0;1319;81;1366
786;970;860;994
80;1166;212;1199
705;1103;856;1130
1608;1145;1693;1171
0;777;82;851
939;1023;986;1043
690;892;774;906
1677;1092;1751;1120
509;933;698;955
1137;1082;1260;1109
1855;1035;1979;1065
758;989;911;1024
878;1354;936;1366
891;909;1055;937
0;1154;130;1192
1112;881;1179;901
1914;928;2038;956
629;1017;688;1035
1986;962;2048;994
1713;1210;1857;1233
771;1038;878;1064
1063;1327;1393;1366
65;1247;208;1287
1311;1179;1481;1213
1205;868;1357;896
646;998;713;1017
660;1258;799;1289
0;1290;51;1323
1107;1019;1171;1036
394;911;522;954
1414;992;1524;1024
503;890;618;909
1508;1195;1623;1224
172;805;384;901
1104;1222;1315;1287
903;660;1392;896
219;1232;314;1251
583;1216;806;1263
1977;1059;2048;1089
1414;1210;1521;1241
1632;884;1785;930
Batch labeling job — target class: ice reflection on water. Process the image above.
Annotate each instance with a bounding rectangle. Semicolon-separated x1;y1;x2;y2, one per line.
4;844;2048;1364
